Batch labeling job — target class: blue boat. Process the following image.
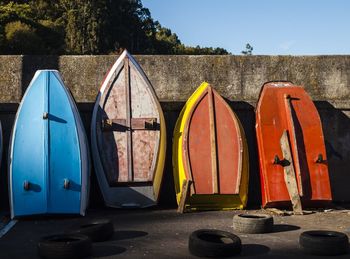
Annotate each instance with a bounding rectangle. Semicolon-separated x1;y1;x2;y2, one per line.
9;70;89;218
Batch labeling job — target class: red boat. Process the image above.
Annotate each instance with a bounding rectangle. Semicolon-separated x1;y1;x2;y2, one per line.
256;82;332;209
173;82;249;211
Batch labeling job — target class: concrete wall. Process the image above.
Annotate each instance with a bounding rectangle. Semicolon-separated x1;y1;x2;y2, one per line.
1;55;350;209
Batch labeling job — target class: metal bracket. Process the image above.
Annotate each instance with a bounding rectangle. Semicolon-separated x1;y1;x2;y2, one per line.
63;179;70;189
23;181;30;191
273;155;291;167
101;117;159;131
43;112;49;119
315;154;325;163
273;155;282;165
143;118;158;130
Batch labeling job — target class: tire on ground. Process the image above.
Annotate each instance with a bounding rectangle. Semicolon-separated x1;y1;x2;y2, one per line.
299;230;349;256
233;214;273;234
37;234;92;259
70;219;114;242
188;229;241;257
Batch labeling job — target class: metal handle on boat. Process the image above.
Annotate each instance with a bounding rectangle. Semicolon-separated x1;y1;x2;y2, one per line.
43;112;49;119
23;181;30;191
315;154;325;163
273;155;282;165
63;179;70;189
273;155;290;167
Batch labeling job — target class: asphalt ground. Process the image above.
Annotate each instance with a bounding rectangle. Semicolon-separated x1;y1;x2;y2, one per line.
0;208;350;258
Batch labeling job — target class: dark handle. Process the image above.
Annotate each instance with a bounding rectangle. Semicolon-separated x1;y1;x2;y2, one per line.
63;179;70;189
273;155;291;167
43;112;49;119
23;181;30;191
273;155;282;165
316;154;325;163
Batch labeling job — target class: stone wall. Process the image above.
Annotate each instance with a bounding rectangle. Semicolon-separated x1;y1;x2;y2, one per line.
1;55;350;209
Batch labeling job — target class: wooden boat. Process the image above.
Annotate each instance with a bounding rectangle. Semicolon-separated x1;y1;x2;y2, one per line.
9;70;90;218
256;81;332;209
91;50;166;208
173;82;249;211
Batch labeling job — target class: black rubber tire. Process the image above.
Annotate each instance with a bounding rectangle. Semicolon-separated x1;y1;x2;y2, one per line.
232;214;273;234
188;229;241;257
299;230;349;256
70;219;114;242
37;234;92;259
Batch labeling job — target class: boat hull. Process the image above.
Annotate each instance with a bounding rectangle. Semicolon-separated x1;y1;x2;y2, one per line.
256;82;332;208
91;50;166;208
173;82;249;210
9;70;89;218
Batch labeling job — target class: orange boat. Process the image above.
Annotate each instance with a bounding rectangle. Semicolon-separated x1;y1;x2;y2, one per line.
173;82;249;211
256;82;332;209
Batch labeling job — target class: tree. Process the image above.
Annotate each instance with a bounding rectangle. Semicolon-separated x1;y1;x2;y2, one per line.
0;1;64;54
241;43;253;55
0;0;230;55
59;0;101;54
4;21;43;54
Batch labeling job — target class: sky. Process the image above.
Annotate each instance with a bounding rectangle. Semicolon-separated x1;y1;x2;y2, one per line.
142;0;350;55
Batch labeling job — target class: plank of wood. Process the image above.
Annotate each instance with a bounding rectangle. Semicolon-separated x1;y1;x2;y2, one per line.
280;130;303;215
284;94;303;197
177;180;192;213
182;134;196;195
125;57;133;182
208;87;219;194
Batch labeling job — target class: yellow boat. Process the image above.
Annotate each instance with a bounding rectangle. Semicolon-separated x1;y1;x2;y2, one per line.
172;82;249;211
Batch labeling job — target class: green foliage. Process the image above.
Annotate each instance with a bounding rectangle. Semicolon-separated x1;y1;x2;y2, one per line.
0;1;64;54
4;21;43;54
0;0;229;55
241;43;253;55
0;2;34;22
58;0;101;54
176;44;228;55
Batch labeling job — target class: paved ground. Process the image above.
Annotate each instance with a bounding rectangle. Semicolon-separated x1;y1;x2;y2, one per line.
0;208;350;258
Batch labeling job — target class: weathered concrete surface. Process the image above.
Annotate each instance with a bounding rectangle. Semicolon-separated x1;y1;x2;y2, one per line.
1;55;350;208
0;56;22;102
0;209;350;258
1;55;350;104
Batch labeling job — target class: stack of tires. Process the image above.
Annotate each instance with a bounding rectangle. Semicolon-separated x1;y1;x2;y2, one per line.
38;220;114;259
188;213;349;257
188;213;273;257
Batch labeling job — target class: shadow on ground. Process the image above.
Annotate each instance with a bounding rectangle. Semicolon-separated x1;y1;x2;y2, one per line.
93;244;126;258
241;244;270;257
273;224;300;233
112;230;148;241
